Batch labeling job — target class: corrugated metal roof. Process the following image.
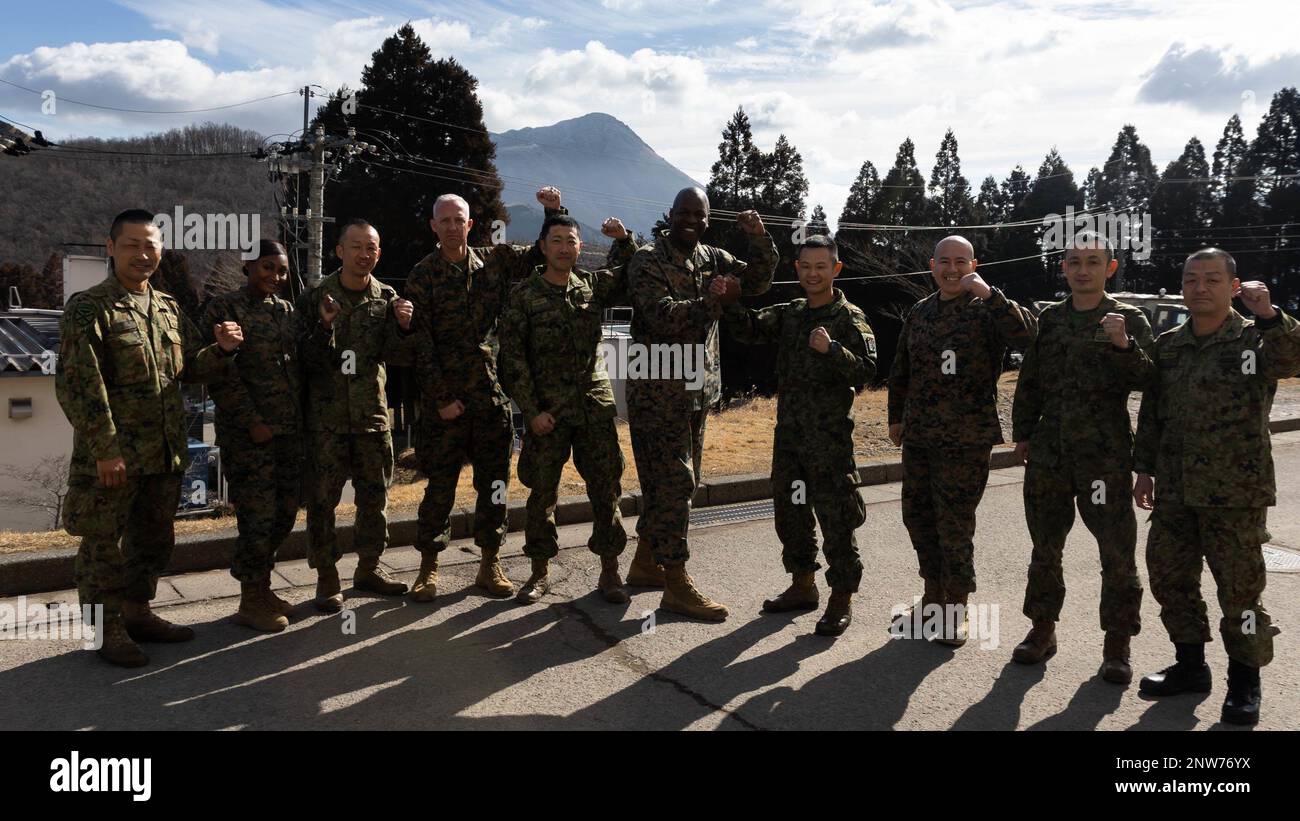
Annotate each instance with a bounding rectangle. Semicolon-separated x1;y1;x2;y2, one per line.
0;310;61;374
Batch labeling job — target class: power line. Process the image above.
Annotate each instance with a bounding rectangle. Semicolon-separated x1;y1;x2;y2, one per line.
0;78;300;114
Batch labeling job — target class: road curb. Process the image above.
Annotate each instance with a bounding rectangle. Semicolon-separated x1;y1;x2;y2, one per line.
4;418;1298;596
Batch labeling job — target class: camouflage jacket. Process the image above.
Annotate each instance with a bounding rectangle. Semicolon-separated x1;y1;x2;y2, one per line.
404;239;550;414
626;230;778;411
1135;308;1300;507
297;271;416;434
56;275;231;477
498;238;637;426
202;285;302;443
888;287;1036;449
723;288;877;453
1012;295;1154;472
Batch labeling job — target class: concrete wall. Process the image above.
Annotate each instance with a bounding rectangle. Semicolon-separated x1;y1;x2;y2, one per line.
0;375;73;532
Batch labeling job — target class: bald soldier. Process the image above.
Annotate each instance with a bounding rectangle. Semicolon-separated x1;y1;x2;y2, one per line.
624;187;778;621
888;235;1036;645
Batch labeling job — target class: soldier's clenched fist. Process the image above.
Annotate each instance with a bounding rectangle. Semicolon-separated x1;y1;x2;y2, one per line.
1100;312;1130;348
709;275;741;306
213;321;243;352
536;186;562;210
530;412;556;436
601;218;628;240
736;210;765;236
319;294;341;328
959;272;992;300
1236;281;1277;319
809;327;832;354
393;297;414;330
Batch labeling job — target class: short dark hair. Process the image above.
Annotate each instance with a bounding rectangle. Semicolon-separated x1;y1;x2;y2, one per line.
243;240;290;275
798;234;838;262
109;208;156;240
540;213;581;242
337;219;377;243
1185;247;1237;277
1067;230;1114;263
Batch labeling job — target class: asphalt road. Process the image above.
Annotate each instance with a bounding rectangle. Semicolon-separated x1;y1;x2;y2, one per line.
2;432;1297;731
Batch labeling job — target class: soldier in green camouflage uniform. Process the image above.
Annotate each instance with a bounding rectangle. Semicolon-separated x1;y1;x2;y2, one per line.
202;240;301;632
58;209;242;667
298;220;417;611
887;235;1035;645
498;214;639;605
1010;236;1153;681
1133;248;1300;725
402;188;564;602
722;236;876;636
625;187;777;622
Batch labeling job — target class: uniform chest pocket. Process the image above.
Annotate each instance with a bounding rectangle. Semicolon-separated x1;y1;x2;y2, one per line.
108;330;150;385
163;326;184;380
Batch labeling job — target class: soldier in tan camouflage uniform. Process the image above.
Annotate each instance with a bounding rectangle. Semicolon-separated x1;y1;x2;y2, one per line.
1010;233;1153;682
202;240;301;633
721;236;876;636
498;213;638;605
1134;248;1300;726
625;187;778;621
402;187;562;603
887;235;1035;645
58;209;243;667
298;219;417;612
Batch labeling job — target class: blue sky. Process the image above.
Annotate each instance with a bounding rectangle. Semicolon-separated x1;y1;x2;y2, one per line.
3;1;1297;224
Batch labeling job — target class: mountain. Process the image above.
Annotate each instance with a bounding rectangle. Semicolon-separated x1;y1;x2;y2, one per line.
504;203;602;245
492;113;701;238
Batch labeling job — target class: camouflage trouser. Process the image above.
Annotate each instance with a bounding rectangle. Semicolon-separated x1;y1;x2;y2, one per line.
415;402;514;556
223;432;302;582
1146;502;1274;668
517;417;627;560
1022;462;1142;635
628;401;707;567
771;445;866;593
900;445;990;596
305;430;393;568
64;472;182;619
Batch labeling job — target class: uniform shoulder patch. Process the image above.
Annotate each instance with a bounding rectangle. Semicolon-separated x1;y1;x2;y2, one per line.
70;297;97;328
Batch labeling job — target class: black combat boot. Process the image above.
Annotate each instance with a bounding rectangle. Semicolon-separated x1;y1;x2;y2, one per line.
1221;659;1261;726
1139;642;1212;696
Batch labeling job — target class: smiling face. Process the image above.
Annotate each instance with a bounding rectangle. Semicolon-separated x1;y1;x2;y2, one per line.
107;221;163;290
1063;243;1117;296
930;237;975;298
668;189;709;249
795;245;841;299
542;224;582;274
336;223;381;277
1182;256;1237;318
246;253;290;298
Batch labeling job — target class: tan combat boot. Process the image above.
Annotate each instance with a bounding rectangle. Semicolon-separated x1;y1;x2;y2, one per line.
597;555;630;603
122;600;195;643
762;571;819;613
234;580;289;633
260;577;292;616
815;591;853;637
516;558;549;605
1100;631;1133;684
96;616;149;668
933;591;969;647
625;541;665;588
409;554;439;603
1012;620;1057;664
315;566;343;613
660;564;728;622
888;577;942;634
354;556;409;596
475;548;515;597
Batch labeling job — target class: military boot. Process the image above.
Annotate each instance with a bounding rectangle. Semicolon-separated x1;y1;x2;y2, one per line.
660;564;728;622
516;559;549;605
625;541;665;588
889;577;942;634
121;600;195;643
353;556;409;596
260;578;293;616
409;554;439;603
314;566;343;613
475;548;515;597
1099;631;1133;684
96;616;148;668
1139;642;1213;697
815;591;853;637
234;580;288;633
1012;620;1057;664
1221;659;1261;726
932;591;969;647
597;555;630;603
762;571;819;613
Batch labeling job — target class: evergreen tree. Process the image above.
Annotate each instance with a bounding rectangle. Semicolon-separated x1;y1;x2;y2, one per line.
1212;113;1260;228
1150;137;1215;289
840;160;881;226
758;134;808;218
976;175;1001;223
1095;125;1159;213
1247;87;1300;306
927;129;975;226
807;204;829;235
998;148;1083;300
707;108;762;211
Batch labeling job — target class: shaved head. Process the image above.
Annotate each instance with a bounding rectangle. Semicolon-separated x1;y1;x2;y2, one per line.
933;235;974;259
673;187;709;211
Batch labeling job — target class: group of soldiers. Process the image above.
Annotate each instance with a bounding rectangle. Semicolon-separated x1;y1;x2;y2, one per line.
56;184;1297;727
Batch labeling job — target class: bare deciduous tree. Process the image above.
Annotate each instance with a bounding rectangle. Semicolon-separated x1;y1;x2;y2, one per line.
0;455;71;531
